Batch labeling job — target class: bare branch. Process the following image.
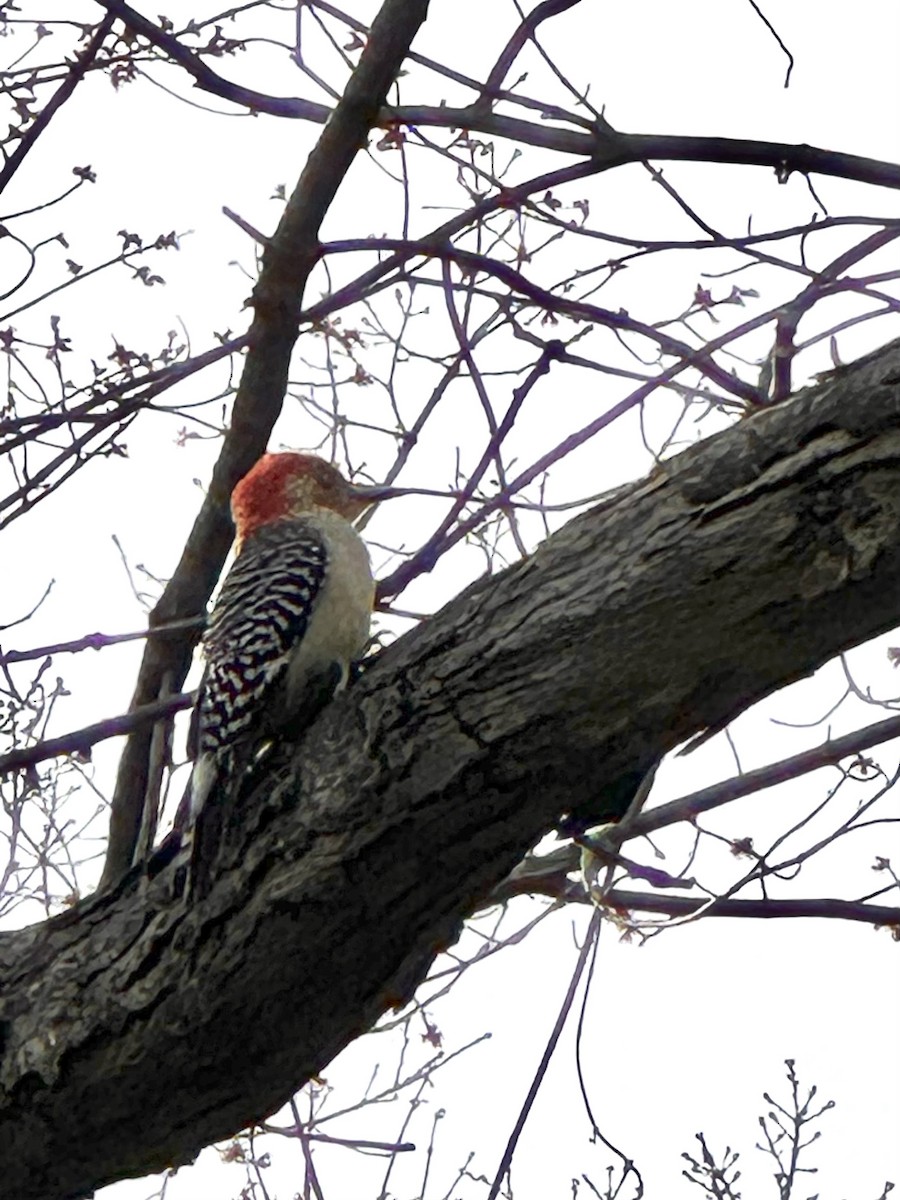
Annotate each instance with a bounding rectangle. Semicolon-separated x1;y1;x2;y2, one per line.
0;617;205;667
628;712;900;840
95;0;331;121
71;6;900;196
0;15;114;195
0;693;192;777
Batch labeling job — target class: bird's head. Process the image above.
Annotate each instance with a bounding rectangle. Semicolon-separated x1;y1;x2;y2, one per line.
231;452;397;544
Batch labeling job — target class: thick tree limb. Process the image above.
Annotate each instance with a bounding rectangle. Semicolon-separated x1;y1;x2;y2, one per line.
3;338;900;1200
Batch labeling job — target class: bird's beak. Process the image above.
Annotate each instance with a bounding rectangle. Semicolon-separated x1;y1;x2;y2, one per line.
349;482;406;504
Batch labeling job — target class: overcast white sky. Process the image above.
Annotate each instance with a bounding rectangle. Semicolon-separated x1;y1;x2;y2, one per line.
2;2;899;1198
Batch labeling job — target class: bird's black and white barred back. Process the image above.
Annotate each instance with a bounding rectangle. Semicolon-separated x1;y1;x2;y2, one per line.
189;520;328;818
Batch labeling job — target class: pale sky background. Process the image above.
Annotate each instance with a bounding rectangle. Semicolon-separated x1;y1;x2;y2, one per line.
1;2;899;1198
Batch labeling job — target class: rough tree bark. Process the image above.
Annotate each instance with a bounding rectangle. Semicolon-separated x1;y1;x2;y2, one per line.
2;339;900;1200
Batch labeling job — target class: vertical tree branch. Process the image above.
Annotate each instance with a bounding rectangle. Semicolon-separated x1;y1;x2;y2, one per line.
99;0;432;889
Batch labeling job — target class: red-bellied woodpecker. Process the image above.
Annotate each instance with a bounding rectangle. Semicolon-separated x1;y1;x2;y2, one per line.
188;452;390;822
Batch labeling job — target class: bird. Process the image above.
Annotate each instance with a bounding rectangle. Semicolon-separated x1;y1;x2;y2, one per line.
187;451;391;824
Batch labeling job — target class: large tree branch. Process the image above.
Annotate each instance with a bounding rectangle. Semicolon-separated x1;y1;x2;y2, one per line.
3;338;900;1200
